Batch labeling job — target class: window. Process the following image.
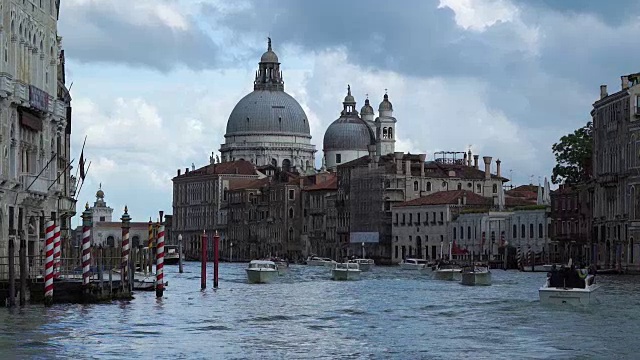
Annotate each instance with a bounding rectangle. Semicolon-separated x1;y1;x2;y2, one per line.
467;226;471;239
521;224;525;238
335;153;341;164
459;226;463;239
99;216;105;222
426;182;432;191
288;208;294;218
388;128;393;139
409;213;413;224
288;189;295;200
453;227;457;239
538;223;543;238
529;224;534;238
395;246;398;259
512;224;517;238
394;213;398;224
492;184;498;193
414;181;418;191
477;184;481;193
457;183;462;190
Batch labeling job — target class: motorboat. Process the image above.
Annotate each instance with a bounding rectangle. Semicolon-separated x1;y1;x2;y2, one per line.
331;262;361;281
539;267;601;305
306;256;337;267
268;257;289;275
433;261;462;281
246;260;278;284
399;258;428;270
349;258;374;272
460;264;492;286
164;245;180;265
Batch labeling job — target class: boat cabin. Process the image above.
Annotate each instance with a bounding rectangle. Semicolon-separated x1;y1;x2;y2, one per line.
548;268;594;289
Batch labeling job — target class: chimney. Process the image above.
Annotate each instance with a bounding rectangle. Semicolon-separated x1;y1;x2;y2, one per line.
496;159;501;178
622;76;630;90
600;85;608;99
394;152;403;175
483;156;492;180
463;191;467;205
473;155;479;169
405;159;411;175
177;169;181;176
185;167;189;174
463;152;467;165
467;149;472;167
419;154;426;177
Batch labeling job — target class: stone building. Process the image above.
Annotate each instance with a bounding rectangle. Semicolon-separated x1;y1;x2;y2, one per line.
591;72;640;271
0;1;75;275
337;150;508;263
550;183;594;265
171;159;261;259
301;172;338;259
219;38;316;172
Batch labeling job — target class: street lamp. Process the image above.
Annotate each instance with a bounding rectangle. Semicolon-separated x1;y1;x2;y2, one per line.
178;234;183;273
230;242;234;263
361;242;365;259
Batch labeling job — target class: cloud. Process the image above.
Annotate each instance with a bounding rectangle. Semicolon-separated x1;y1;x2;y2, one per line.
59;0;221;72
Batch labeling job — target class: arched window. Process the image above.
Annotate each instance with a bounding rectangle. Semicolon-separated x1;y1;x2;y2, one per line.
132;235;140;248
388;128;393;139
529;224;534;238
413;181;418;191
282;159;291;171
467;226;471;239
512;224;517;238
457;183;462;190
538;223;543;238
288;208;294;218
382;127;388;139
477;184;481;193
521;224;525;238
492;184;498;193
426;182;432;191
106;236;115;247
453;227;457;239
223;188;228;201
459;226;463;240
632;186;637;220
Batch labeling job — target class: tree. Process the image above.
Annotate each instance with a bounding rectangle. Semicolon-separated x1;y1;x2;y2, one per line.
551;121;593;185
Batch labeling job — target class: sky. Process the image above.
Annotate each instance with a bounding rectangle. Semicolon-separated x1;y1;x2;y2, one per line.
60;0;640;227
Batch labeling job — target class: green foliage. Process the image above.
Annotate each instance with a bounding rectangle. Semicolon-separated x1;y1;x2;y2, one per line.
551;121;593;185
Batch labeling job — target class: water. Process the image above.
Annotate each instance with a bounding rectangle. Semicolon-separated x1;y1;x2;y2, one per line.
1;263;639;359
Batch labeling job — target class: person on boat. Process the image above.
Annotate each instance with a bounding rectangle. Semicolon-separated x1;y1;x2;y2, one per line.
549;264;562;288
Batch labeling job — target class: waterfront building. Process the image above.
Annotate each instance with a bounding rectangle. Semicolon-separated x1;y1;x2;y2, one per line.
219;38;316;172
0;1;75;275
550;183;593;265
591;73;640;271
301;172;338;259
171;159;261;258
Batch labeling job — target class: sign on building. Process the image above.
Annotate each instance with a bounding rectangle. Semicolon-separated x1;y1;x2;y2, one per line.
29;85;49;112
350;232;379;243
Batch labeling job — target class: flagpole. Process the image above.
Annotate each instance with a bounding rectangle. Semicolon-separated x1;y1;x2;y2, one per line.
75;160;91;201
74;135;87;185
48;158;74;191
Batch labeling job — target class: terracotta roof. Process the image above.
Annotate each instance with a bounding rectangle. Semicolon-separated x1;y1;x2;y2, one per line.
228;177;270;191
305;175;338;191
504;196;537;206
394;190;490;207
174;160;256;179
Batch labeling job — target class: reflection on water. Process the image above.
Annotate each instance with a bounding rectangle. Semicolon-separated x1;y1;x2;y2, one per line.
1;262;639;359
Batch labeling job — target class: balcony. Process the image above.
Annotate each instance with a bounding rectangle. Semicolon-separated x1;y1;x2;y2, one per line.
14;81;28;105
0;73;13;98
21;174;49;195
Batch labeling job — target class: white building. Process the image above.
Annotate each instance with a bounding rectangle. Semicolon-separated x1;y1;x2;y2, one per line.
219;38;316;172
0;1;74;270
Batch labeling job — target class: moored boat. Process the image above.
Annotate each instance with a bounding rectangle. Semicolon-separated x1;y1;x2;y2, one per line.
433;261;462;281
349;258;374;271
399;258;427;270
246;260;278;284
164;245;180;265
539;266;600;305
306;256;337;267
331;262;361;281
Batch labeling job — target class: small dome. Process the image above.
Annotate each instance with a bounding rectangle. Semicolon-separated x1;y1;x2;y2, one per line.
323;116;375;151
96;188;104;199
260;50;279;63
379;93;393;111
344;84;355;104
361;98;374;115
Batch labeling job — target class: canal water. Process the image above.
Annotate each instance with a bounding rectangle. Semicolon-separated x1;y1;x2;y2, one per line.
1;262;639;359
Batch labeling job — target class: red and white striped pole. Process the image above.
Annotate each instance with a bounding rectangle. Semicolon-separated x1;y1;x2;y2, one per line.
53;225;61;278
120;206;131;293
44;220;55;306
81;203;93;293
156;225;165;298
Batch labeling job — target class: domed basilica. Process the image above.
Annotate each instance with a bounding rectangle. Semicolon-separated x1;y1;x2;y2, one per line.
219;39;398;173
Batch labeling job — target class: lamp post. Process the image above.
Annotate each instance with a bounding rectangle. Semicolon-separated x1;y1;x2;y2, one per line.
361;242;365;259
230;242;233;263
503;241;509;270
178;234;183;273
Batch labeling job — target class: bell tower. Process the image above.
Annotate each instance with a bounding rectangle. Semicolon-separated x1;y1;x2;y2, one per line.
375;90;397;156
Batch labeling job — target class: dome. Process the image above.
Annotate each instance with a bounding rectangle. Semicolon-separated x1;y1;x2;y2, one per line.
225;90;311;136
96;187;104;199
361;98;374;115
379;93;393;111
260;50;279;63
323;116;375;151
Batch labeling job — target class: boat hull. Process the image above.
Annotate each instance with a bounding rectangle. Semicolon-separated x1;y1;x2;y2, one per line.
275;262;289;275
246;269;278;284
433;270;462;281
358;263;372;272
460;271;492;286
164;255;180;265
331;269;361;281
400;263;425;270
539;285;601;305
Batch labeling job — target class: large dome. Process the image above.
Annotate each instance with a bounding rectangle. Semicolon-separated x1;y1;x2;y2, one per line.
225;90;311;136
323;117;375;151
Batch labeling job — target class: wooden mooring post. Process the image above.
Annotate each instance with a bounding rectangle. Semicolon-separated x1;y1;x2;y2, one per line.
7;238;15;307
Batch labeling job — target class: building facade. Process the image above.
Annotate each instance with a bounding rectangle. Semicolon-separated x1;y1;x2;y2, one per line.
592;73;640;271
301;172;338;259
550;183;593;265
0;1;75;276
219;39;316;172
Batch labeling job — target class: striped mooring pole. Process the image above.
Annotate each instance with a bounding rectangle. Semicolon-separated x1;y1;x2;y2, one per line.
156;225;165;298
53;225;61;278
81;203;93;294
121;206;131;293
44;220;56;306
517;247;522;270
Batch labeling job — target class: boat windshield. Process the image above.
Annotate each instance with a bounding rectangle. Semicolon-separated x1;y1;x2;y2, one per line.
248;261;276;270
547;268;591;288
335;263;359;270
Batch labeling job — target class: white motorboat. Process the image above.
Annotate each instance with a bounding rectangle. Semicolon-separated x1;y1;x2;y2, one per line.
460;265;492;286
331;262;361;281
349;258;374;271
433;262;462;281
306;256;337;267
246;260;278;284
164;245;180;265
539;268;601;305
269;257;289;275
399;258;428;270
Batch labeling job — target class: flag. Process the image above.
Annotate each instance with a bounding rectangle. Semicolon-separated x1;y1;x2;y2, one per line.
79;150;86;180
